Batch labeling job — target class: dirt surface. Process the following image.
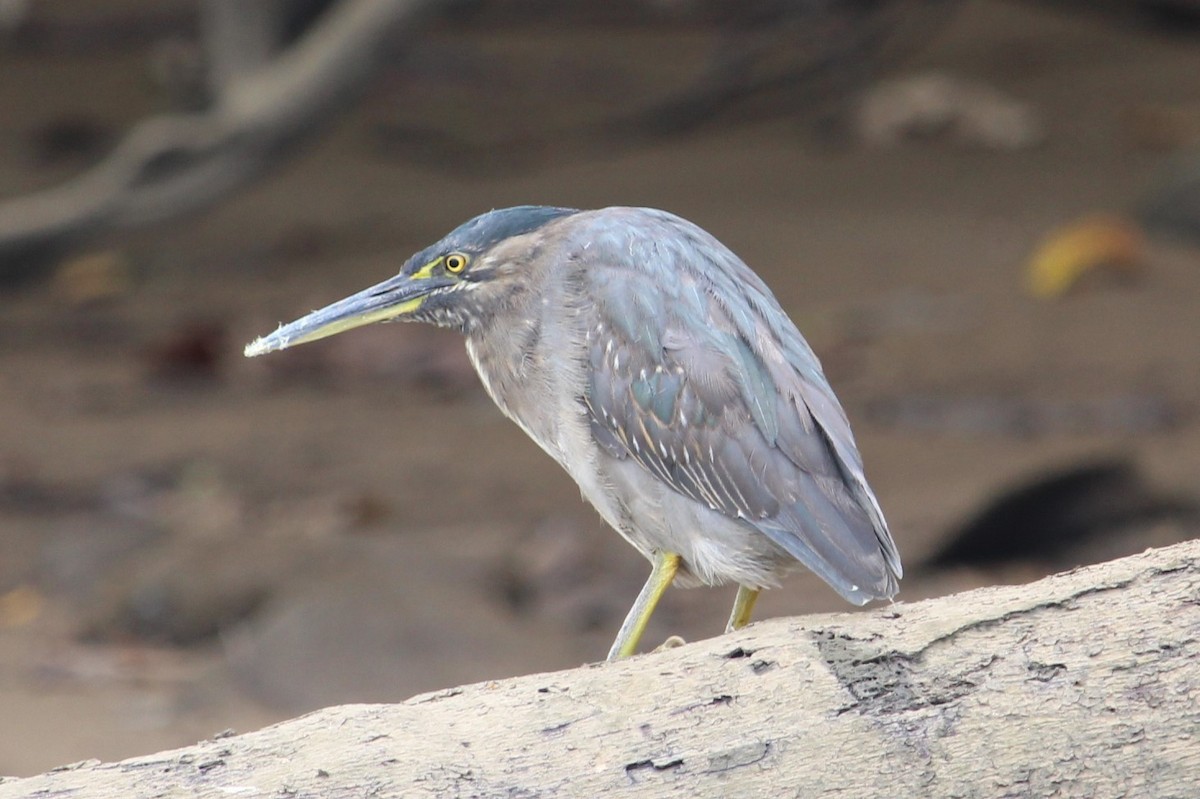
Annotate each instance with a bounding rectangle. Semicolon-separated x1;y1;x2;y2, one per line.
2;0;1199;778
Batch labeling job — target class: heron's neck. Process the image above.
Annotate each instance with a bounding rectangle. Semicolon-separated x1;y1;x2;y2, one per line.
462;268;586;456
462;288;542;410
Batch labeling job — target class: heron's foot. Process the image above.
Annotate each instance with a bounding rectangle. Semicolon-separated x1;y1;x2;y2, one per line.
652;635;687;653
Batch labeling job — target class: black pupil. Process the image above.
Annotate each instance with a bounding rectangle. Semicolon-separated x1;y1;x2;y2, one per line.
448;256;463;270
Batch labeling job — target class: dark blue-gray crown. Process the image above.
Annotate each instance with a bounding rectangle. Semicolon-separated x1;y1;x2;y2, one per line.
442;206;579;254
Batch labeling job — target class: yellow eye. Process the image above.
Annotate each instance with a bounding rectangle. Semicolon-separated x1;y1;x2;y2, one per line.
444;253;469;274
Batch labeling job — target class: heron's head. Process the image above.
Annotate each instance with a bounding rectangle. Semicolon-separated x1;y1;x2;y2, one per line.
244;205;578;357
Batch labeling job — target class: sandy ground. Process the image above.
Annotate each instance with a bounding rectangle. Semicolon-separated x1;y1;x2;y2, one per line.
1;0;1199;778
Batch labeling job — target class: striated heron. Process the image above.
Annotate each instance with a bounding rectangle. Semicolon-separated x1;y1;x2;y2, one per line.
245;206;901;660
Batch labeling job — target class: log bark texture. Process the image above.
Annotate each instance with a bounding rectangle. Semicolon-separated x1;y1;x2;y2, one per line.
2;540;1197;798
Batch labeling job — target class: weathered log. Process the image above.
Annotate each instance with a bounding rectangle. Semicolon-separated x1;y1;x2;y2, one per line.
2;539;1197;798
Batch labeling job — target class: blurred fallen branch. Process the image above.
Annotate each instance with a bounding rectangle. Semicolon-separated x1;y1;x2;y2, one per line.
1;539;1197;797
0;0;958;275
0;0;436;281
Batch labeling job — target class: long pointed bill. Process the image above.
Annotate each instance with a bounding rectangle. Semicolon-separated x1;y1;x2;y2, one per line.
244;272;447;357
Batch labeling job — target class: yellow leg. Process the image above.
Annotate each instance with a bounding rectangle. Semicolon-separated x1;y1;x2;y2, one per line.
607;551;680;661
725;585;760;633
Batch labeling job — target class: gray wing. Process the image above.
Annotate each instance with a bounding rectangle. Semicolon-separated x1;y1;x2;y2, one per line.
579;208;900;603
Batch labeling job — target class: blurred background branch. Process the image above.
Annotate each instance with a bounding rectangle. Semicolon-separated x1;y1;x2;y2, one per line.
0;0;962;283
6;0;1200;283
0;0;442;283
